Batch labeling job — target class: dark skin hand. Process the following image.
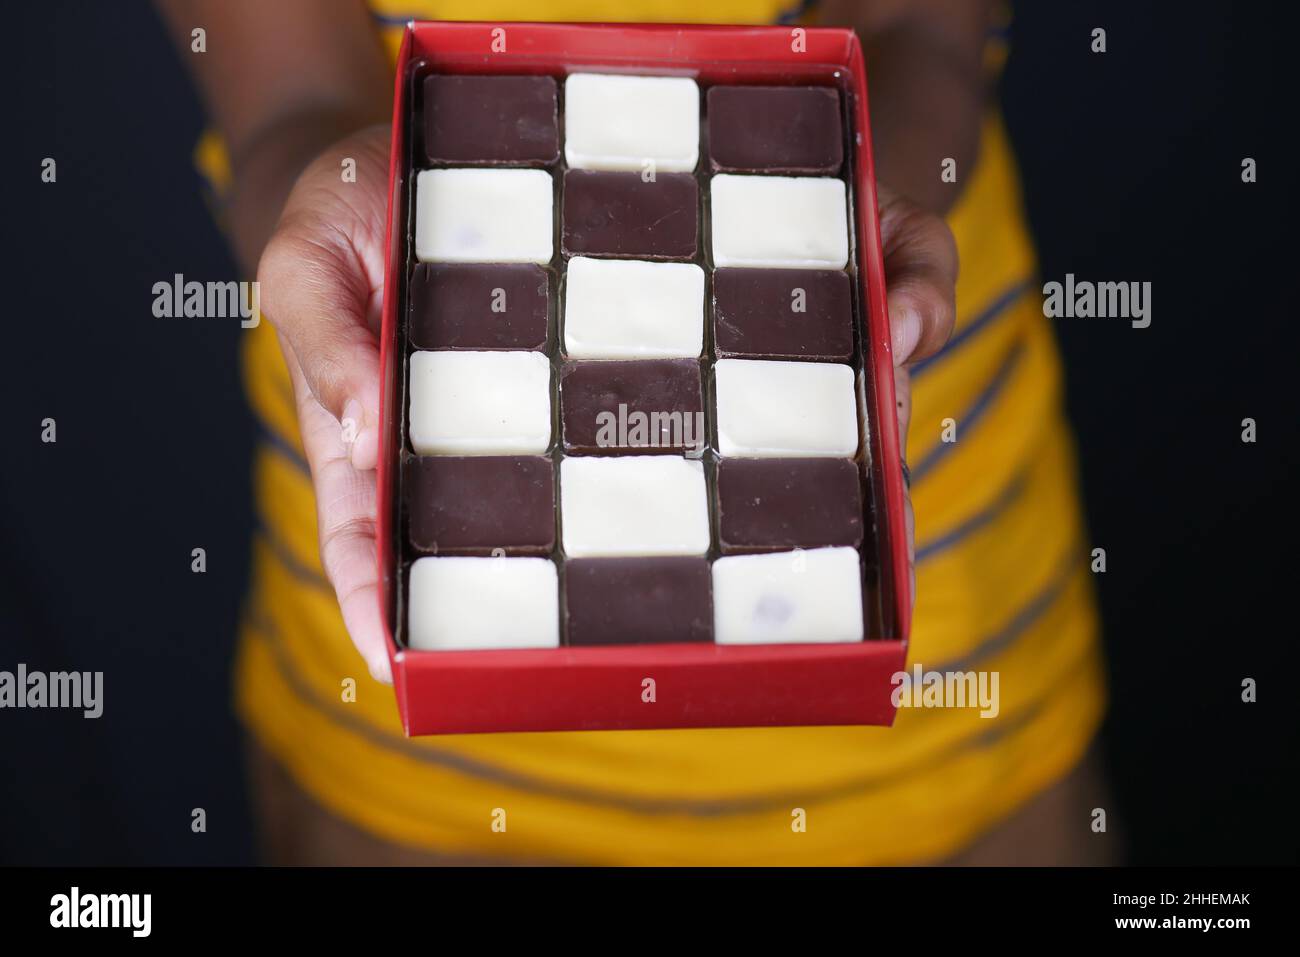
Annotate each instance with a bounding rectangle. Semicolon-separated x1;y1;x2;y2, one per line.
157;0;974;682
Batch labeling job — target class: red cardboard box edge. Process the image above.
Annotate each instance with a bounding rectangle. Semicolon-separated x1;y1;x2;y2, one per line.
376;22;911;736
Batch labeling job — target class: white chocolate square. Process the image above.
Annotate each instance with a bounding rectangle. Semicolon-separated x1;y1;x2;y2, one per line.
408;556;559;651
713;547;864;645
560;456;710;557
415;168;553;264
563;257;705;359
714;358;858;457
710;174;849;269
409;350;552;455
564;74;699;173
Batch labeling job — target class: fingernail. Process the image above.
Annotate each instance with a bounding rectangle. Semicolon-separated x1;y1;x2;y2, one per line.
351;421;379;471
342;399;364;447
343;399;379;471
890;308;920;365
368;654;392;685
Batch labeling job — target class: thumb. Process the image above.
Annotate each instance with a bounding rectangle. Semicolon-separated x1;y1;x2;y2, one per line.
257;222;382;470
877;185;958;367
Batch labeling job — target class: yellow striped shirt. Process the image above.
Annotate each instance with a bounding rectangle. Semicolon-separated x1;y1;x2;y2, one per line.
217;0;1106;864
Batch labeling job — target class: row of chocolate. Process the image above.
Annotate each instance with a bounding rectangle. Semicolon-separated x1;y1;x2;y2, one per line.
411;262;852;361
407;455;863;555
422;73;843;173
413;167;847;266
408;355;858;457
409;548;865;649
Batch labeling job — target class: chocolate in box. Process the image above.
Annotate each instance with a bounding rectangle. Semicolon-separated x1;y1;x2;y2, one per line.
377;22;910;735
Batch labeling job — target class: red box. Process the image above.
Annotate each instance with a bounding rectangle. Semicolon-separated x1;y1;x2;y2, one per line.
377;21;911;735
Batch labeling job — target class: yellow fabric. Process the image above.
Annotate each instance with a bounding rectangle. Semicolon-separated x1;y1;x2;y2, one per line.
229;2;1106;864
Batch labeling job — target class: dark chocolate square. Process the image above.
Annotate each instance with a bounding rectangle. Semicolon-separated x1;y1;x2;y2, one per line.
562;170;698;260
713;268;853;361
409;263;549;351
405;456;555;555
716;458;863;553
423;75;560;165
560;359;704;455
564;557;713;645
706;86;843;174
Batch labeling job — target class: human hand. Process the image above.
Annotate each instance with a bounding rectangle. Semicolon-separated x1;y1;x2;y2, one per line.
257;124;393;683
876;183;959;606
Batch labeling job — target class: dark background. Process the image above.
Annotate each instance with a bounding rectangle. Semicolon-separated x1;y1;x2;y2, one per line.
3;2;1293;865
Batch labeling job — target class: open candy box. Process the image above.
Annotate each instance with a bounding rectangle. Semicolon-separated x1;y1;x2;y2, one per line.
377;21;911;734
